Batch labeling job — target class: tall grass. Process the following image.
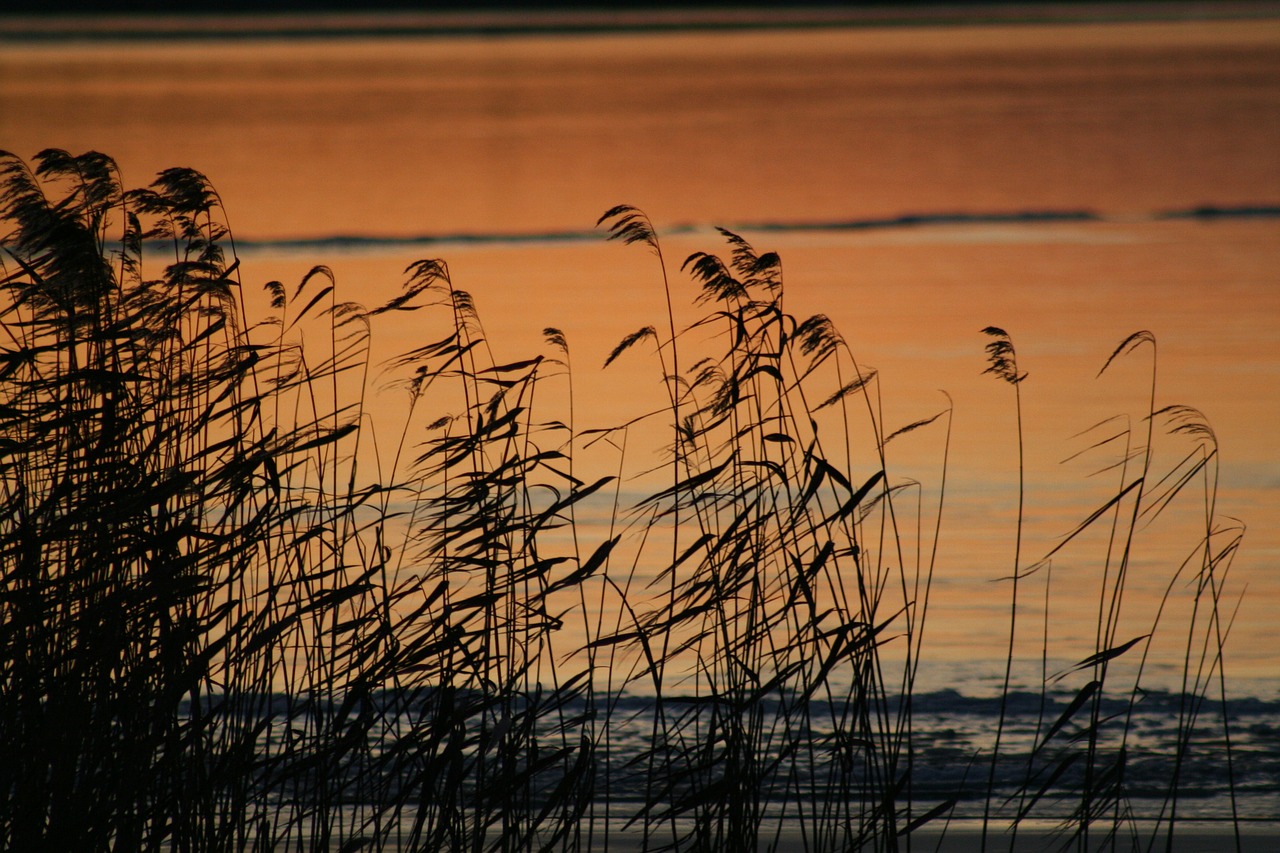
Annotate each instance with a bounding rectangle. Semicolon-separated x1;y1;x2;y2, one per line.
974;329;1246;853
593;208;945;851
0;151;1245;852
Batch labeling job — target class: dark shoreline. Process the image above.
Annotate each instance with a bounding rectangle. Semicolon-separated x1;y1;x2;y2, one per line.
207;205;1280;256
3;3;1280;43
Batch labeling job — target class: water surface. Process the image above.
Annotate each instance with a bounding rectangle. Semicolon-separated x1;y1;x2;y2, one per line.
2;14;1276;690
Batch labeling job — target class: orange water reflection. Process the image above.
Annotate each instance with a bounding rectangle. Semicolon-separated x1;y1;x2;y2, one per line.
4;20;1279;237
2;18;1276;686
236;215;1279;685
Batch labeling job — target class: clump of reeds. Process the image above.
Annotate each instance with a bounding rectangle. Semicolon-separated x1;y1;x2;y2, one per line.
0;150;597;851
974;328;1244;852
585;206;953;852
0;152;1244;852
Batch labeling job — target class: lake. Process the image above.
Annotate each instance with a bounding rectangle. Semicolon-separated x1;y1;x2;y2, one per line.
1;8;1278;837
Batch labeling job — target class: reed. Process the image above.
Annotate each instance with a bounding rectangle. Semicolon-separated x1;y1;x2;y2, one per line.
978;331;1246;853
0;151;1245;852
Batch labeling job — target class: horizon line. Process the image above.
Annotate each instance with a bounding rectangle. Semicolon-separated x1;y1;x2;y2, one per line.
4;3;1280;43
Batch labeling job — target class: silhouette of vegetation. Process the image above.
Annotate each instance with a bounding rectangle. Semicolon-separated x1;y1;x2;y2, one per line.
0;151;1245;851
